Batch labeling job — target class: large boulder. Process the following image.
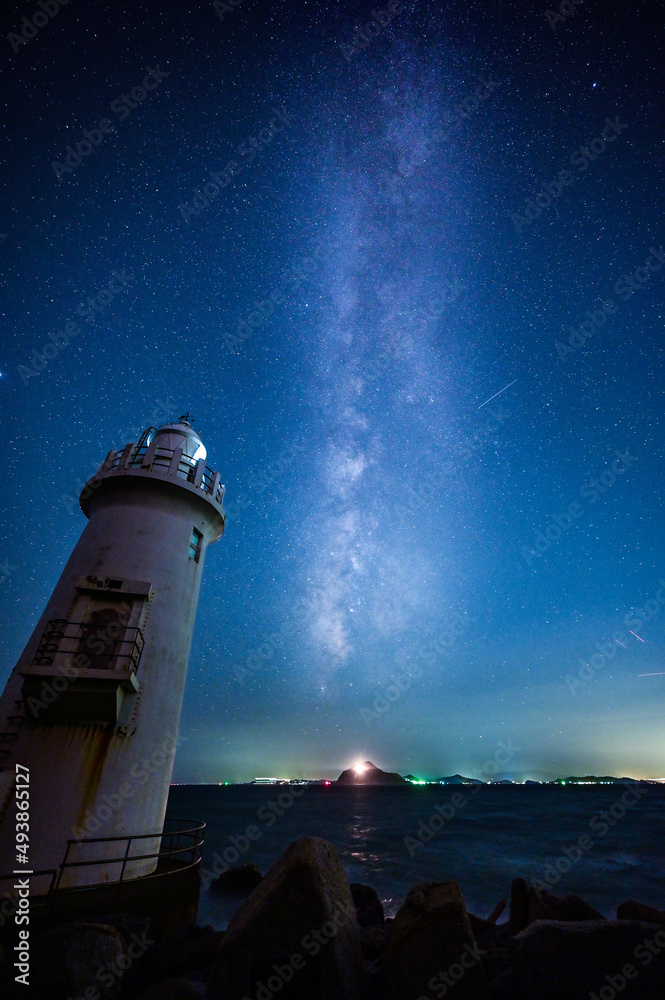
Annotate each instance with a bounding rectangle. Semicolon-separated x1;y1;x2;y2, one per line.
350;883;384;927
617;900;665;925
509;878;530;936
139;922;223;985
511;919;665;999
488;967;517;1000
509;878;604;933
383;881;490;1000
469;903;509;952
529;888;605;923
207;836;365;1000
359;924;391;962
28;921;129;999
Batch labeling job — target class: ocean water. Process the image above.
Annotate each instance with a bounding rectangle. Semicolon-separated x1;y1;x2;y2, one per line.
165;783;665;930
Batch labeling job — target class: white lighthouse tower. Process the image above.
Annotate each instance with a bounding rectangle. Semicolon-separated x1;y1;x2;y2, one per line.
0;416;224;903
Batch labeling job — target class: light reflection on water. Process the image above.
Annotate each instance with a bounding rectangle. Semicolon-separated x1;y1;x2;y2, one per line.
166;784;665;930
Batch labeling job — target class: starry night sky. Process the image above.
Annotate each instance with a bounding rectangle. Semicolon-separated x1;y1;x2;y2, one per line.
1;0;664;782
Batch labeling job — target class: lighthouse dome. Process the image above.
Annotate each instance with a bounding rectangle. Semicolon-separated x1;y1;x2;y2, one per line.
151;418;207;462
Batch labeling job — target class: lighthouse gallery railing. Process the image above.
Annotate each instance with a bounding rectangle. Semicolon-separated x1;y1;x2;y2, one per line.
103;443;225;507
0;818;205;909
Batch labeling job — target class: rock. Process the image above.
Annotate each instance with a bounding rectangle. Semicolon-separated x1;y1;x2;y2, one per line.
140;922;223;985
209;863;263;894
350;882;384;926
510;880;605;931
481;946;511;983
383;881;490;1000
487;898;507;924
469;913;497;951
488;967;517;999
137;980;204;999
511;919;665;999
29;921;128;999
359;924;391;961
86;911;152;945
207;836;365;1000
529;887;605;923
509;878;530;936
617;900;665;925
469;910;510;951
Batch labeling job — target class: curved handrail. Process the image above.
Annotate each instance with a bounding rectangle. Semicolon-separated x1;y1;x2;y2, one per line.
0;819;205;904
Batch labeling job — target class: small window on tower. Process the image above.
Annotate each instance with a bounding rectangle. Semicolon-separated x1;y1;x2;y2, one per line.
189;527;203;562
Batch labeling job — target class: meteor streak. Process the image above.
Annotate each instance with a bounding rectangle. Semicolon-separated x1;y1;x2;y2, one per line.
478;378;517;409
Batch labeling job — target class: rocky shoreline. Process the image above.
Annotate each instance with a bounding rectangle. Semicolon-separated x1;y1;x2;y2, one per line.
2;835;665;999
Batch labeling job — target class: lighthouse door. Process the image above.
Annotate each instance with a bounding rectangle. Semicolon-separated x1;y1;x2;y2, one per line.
78;606;128;672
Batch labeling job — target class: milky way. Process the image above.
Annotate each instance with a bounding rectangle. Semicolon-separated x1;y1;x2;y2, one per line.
1;0;664;781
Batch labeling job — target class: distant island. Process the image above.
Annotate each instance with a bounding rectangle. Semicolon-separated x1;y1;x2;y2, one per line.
196;769;662;787
336;761;406;785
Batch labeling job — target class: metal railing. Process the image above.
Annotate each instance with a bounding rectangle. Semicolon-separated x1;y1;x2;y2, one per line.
31;619;145;674
0;819;205;909
105;445;225;507
56;818;205;889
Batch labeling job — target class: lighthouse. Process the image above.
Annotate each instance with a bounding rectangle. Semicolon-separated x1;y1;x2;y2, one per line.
0;417;224;898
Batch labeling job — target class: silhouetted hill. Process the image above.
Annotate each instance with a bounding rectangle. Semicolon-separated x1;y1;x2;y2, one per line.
550;775;647;784
336;761;406;785
435;774;484;785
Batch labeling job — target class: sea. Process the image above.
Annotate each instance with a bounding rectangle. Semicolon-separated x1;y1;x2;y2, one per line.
165;783;665;931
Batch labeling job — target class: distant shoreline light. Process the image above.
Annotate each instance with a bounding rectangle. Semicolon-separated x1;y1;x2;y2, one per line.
170;776;665;786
